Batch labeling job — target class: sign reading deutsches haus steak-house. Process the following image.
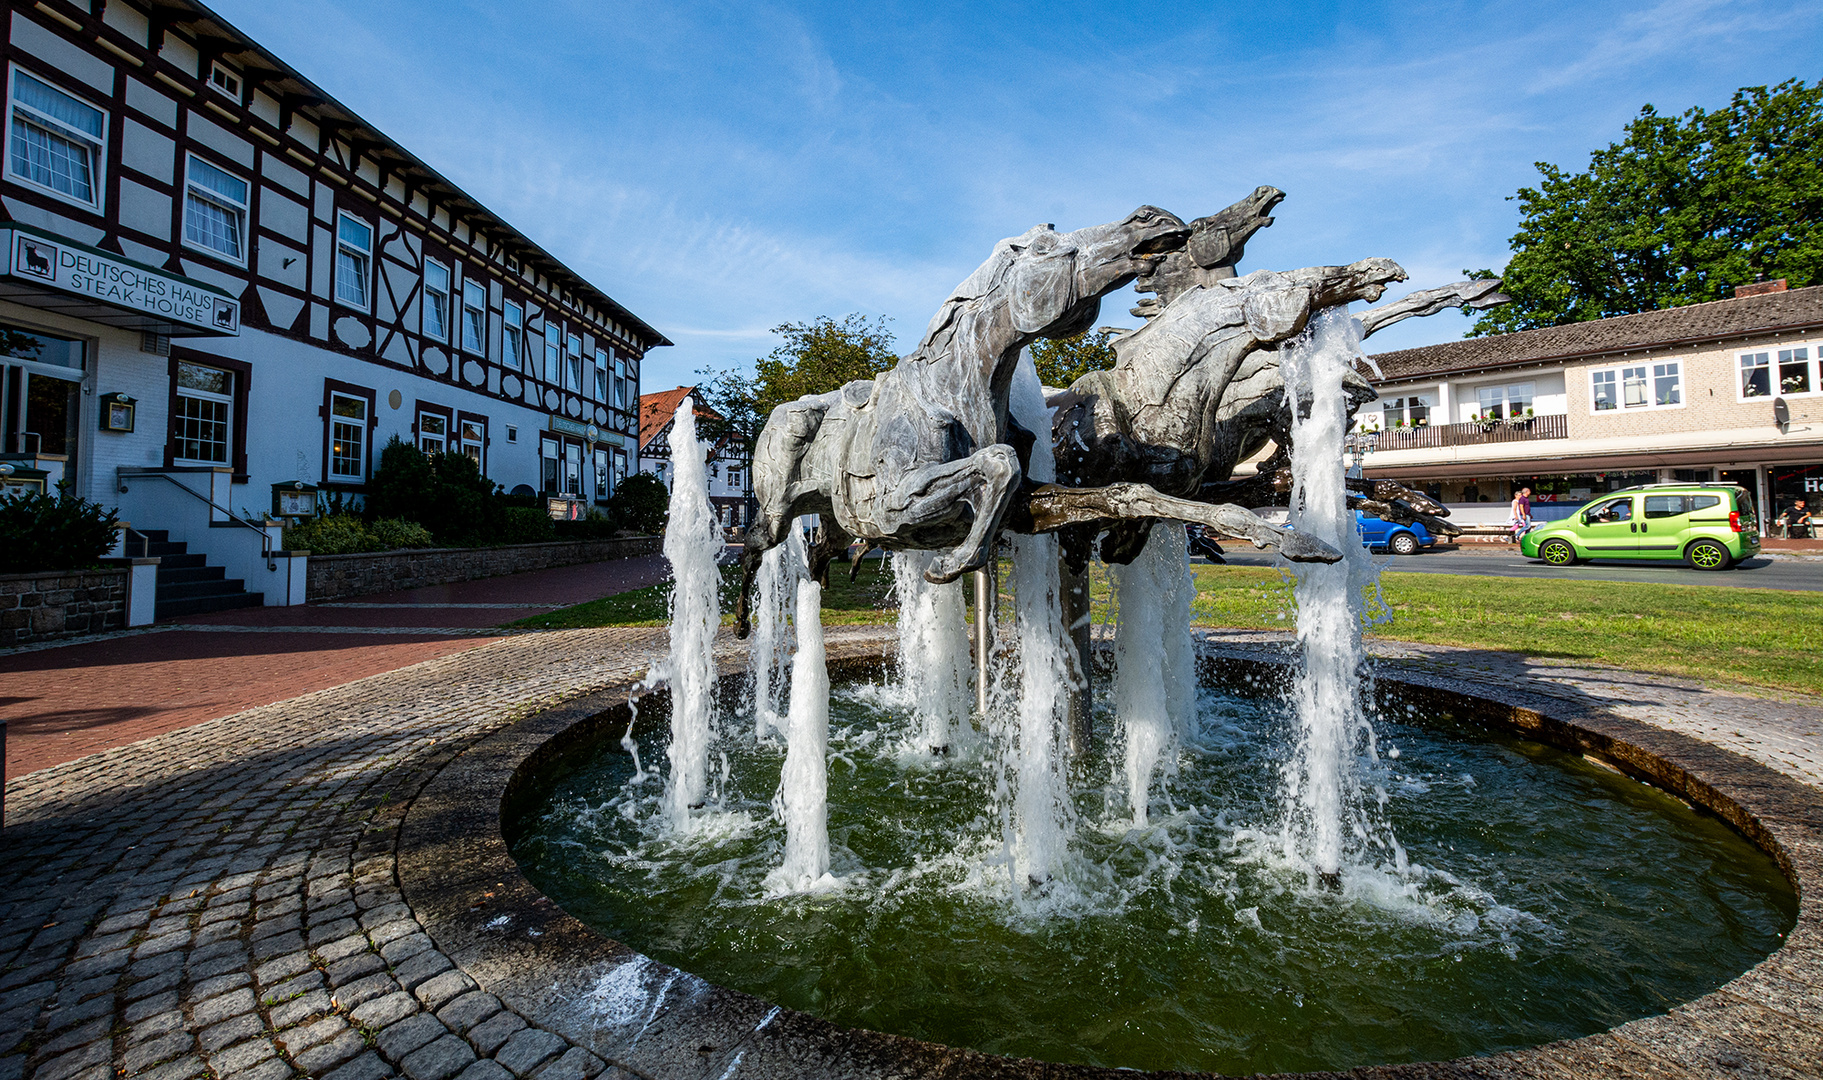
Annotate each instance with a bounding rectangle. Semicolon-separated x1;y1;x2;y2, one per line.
4;228;240;335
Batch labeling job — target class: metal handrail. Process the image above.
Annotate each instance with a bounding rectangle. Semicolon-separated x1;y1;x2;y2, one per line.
117;470;277;570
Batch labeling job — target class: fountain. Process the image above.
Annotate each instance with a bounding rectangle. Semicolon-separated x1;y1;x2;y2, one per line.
513;192;1797;1075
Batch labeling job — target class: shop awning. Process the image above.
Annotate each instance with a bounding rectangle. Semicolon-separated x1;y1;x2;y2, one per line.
0;222;241;337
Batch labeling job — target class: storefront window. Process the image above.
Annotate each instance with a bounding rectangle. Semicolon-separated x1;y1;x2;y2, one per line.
1769;464;1823;527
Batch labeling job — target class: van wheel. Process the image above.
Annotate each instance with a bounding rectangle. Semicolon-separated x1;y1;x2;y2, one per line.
1389;532;1419;555
1539;539;1577;566
1688;540;1731;571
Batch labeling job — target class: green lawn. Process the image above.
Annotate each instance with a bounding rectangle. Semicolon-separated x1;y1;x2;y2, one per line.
511;559;1823;696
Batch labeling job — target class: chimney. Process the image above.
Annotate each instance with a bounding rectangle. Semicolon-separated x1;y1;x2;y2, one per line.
1734;279;1789;298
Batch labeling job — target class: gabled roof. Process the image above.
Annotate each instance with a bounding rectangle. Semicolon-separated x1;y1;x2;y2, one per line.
639;387;705;453
1367;285;1823;382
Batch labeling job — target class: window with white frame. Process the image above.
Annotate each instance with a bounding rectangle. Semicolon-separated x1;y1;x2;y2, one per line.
566;332;583;392
1473;381;1534;421
1380;392;1432;428
208;62;241;102
329;393;369;479
594;447;610;498
8;69;105;208
335;214;372;309
540;435;561;494
422;261;451;341
182;156;248;262
613;356;628;410
502;301;525;371
1592;361;1682;410
461;280;486;353
543;322;562;384
1779;347;1813;395
418;411;447;454
593;348;609;401
173;362;232;465
459;418;484;468
1741;351;1772;398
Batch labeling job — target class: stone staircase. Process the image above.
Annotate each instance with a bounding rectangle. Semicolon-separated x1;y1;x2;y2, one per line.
137;529;264;619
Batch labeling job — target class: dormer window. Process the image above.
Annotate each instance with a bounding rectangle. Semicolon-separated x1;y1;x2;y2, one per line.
209;61;242;103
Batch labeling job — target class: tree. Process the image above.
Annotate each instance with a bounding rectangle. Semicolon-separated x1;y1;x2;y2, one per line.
690;365;765;453
1466;79;1823;336
753;314;897;421
692;314;899;453
1029;328;1119;388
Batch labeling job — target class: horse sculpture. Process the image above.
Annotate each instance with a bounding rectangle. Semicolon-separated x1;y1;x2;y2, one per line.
736;204;1352;635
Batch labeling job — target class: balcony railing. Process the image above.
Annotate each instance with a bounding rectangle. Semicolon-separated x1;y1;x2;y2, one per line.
1367;413;1567;450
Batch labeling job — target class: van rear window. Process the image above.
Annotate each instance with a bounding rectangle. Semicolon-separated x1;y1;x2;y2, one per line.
1691;495;1721;512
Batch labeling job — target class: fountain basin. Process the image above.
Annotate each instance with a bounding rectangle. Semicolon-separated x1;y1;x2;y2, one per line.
398;638;1823;1079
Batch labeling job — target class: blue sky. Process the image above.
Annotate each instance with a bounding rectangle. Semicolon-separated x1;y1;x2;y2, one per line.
212;0;1823;390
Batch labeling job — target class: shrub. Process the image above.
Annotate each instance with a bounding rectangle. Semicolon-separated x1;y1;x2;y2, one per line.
499;506;556;544
369;517;434;549
365;438;503;545
283;513;382;555
609;472;669;535
0;485;121;573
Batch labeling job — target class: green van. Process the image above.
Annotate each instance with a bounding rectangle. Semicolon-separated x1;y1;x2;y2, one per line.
1519;484;1760;570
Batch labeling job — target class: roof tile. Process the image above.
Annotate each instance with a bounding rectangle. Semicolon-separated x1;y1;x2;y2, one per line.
1366;285;1823;381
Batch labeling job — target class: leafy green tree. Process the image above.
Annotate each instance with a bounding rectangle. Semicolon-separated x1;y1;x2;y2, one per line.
691;365;765;453
691;314;898;453
1467;79;1823;336
754;314;898;421
609;472;670;534
1030;328;1119;388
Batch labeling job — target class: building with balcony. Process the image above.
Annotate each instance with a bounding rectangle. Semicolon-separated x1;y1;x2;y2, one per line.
0;0;666;612
1356;281;1823;531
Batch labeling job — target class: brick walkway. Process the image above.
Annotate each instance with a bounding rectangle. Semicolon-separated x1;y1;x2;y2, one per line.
0;624;1818;1080
0;556;669;779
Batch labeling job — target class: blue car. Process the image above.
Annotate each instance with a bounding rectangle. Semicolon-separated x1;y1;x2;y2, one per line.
1355;511;1435;555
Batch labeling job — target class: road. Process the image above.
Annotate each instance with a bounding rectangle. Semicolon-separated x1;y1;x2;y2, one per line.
1207;547;1823;591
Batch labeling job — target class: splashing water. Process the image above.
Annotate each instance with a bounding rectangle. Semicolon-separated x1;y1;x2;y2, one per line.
1110;525;1196;828
1281;308;1397;878
654;395;724;827
748;528;807;740
890;550;972;753
766;575;835;893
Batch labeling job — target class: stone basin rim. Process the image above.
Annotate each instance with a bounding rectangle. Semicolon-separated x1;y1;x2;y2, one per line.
397;642;1822;1080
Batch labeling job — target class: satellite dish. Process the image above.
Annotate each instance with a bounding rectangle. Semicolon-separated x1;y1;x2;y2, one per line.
1774;397;1791;429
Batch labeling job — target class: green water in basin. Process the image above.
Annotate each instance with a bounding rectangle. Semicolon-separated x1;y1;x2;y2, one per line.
507;681;1795;1075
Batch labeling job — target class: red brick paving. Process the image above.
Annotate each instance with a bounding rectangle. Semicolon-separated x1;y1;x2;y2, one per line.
1;554;672;778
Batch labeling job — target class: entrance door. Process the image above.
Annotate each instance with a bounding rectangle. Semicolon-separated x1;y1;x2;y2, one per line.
1578;494;1639;555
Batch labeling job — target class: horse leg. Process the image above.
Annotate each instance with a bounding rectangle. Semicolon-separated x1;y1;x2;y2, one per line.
735;516;785;639
1023;482;1342;563
877;444;1022;585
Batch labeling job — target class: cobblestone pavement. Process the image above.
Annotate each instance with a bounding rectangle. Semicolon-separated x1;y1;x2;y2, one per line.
2;624;1820;1080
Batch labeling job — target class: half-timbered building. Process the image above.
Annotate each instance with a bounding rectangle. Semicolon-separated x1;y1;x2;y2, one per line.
0;0;665;608
637;386;754;536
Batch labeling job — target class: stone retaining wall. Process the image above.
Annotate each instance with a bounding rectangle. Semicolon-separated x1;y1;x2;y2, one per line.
305;535;661;601
0;566;128;645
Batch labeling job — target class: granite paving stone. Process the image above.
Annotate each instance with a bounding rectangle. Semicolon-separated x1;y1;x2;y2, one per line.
401;1034;477;1080
4;624;1817;1080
